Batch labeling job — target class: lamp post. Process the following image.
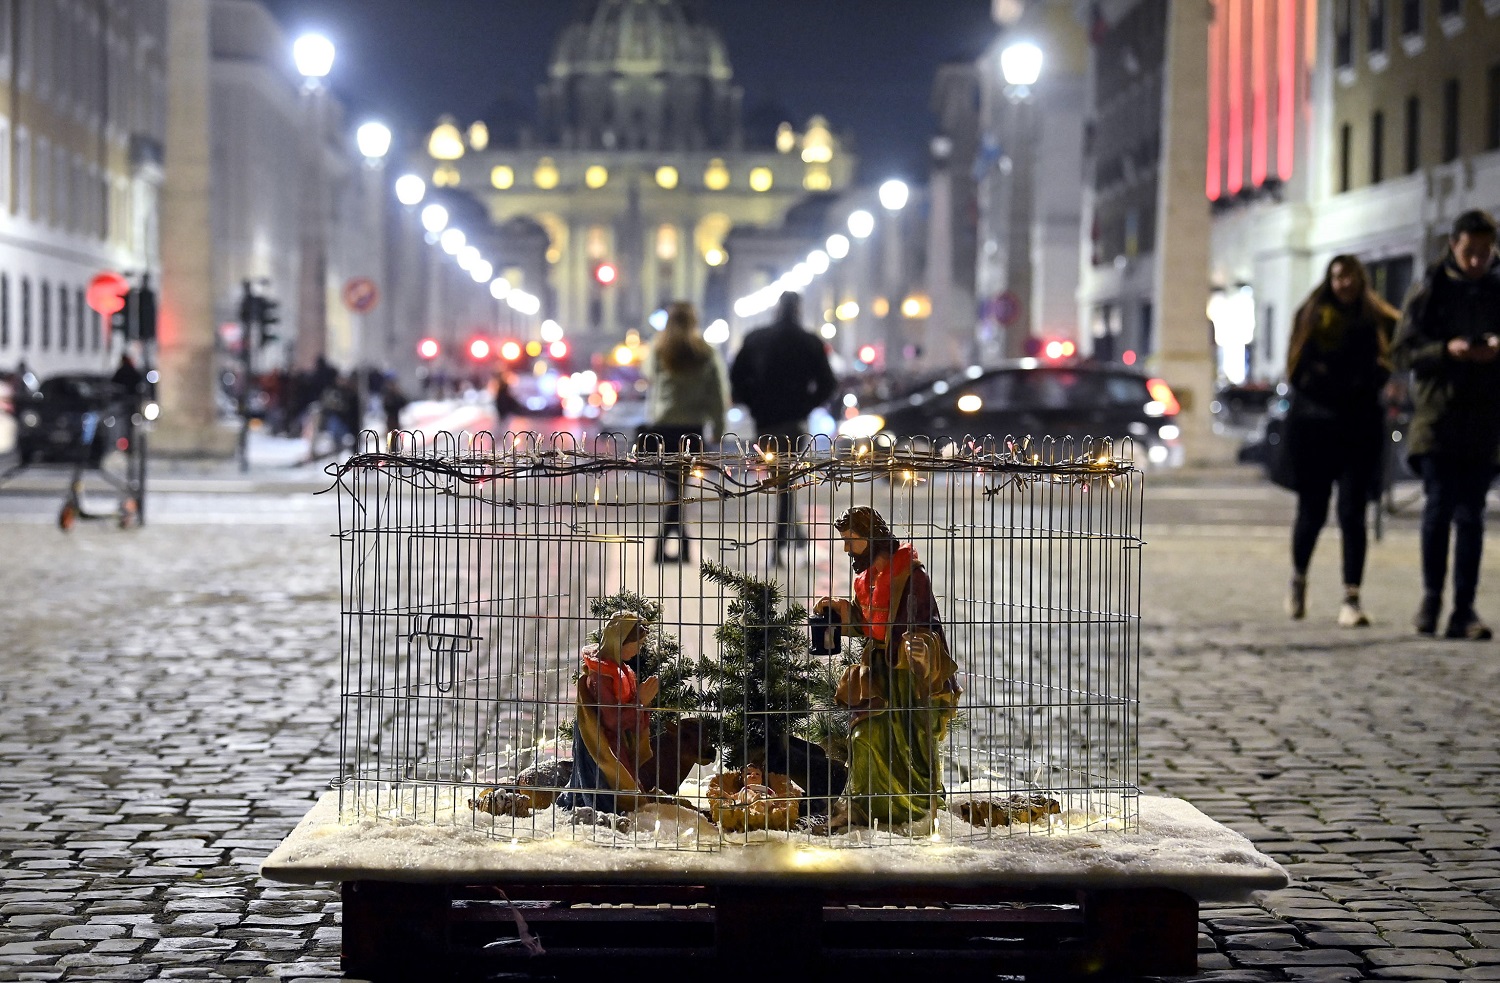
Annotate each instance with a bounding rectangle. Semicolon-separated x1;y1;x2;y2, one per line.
354;120;392;433
997;40;1042;358
292;33;334;373
877;179;909;371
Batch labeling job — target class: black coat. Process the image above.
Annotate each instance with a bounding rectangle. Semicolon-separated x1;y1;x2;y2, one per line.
1391;255;1500;464
729;318;836;431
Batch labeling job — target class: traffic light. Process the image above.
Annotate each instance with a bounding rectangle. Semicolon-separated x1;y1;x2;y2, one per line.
468;337;492;361
593;261;617;286
417;337;440;360
499;340;522;362
135;283;157;342
256;297;279;346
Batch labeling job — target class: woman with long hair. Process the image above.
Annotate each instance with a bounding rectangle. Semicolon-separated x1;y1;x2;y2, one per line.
1283;255;1398;626
639;301;728;562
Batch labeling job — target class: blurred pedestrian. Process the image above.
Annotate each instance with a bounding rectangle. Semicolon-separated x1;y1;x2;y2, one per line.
491;370;522;435
1392;208;1500;640
110;353;143;398
380;375;409;452
1282;256;1397;627
639;300;728;563
730;291;835;562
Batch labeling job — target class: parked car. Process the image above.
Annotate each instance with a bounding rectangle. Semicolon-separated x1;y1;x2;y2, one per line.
1211;382;1275;441
836;360;1183;467
15;373;134;466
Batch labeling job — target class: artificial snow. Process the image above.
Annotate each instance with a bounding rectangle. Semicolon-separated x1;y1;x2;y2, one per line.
261;792;1288;901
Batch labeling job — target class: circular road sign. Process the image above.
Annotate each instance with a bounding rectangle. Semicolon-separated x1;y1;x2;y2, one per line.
342;276;380;314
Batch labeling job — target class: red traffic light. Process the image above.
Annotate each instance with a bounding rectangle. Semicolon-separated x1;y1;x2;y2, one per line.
417;337;440;360
593;262;617;286
857;344;877;365
548;340;568;360
468;338;492;360
87;271;130;316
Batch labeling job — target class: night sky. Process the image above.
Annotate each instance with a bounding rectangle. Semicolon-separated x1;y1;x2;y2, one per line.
259;0;999;182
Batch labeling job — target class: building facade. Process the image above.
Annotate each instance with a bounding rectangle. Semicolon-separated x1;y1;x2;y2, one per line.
0;0;167;378
1209;0;1499;385
417;0;855;360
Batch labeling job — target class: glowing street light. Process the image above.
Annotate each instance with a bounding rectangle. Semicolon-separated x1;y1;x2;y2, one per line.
470;259;493;283
457;244;480;270
1000;40;1044;89
807;249;830;274
848;210;875;239
292;33;335;81
878;179;910;211
355;121;391;161
826;233;850;259
440;228;465;255
420;203;448;233
395;174;426;206
489;277;512;300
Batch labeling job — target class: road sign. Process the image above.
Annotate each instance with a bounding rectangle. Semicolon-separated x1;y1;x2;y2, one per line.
342;276;380;314
87;271;130;316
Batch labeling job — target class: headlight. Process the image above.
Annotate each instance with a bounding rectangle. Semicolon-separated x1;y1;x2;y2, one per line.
1147;444;1170;464
20;410;39;428
1158;424;1181;440
143;402;161;422
837;413;886;439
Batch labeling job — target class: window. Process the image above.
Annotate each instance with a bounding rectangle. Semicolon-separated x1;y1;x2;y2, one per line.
1339;123;1353;191
1369;0;1388;54
1439;0;1461;15
1488;62;1500;150
1406;96;1422;172
58;286;67;351
75;288;85;350
1442;78;1460;162
20;278;30;348
0;275;8;349
1371;110;1386;183
34;136;47;223
90;308;100;351
15;127;28;218
1402;0;1422;33
39;281;49;351
1335;0;1354;67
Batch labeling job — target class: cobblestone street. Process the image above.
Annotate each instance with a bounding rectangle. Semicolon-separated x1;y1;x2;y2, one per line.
2;477;1499;981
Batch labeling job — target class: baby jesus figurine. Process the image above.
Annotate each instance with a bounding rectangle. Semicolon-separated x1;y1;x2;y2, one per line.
724;763;776;819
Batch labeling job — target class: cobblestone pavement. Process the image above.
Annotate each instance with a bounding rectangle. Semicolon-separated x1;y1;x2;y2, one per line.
2;482;1499;981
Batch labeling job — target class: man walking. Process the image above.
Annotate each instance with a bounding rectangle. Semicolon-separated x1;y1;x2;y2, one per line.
1392;209;1500;639
730;291;836;559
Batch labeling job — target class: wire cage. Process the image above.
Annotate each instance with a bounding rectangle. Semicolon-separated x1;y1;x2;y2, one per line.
330;429;1143;851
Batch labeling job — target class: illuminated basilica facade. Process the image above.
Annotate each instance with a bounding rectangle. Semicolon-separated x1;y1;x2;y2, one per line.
420;0;854;352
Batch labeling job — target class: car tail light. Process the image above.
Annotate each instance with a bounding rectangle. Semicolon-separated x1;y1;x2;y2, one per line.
1146;378;1181;416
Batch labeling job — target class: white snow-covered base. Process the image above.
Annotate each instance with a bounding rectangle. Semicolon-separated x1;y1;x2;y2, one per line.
261;792;1288;902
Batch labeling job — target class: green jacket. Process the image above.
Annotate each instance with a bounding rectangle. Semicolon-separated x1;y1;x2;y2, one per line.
1390;254;1500;464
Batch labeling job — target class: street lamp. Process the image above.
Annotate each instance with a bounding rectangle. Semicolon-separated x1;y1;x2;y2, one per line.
420;203;448;233
395;174;426;206
995;39;1044;358
848;210;875;239
292;33;335;83
1000;40;1044;92
355;121;392;162
826;233;850;259
292;33;334;373
878;179;910;212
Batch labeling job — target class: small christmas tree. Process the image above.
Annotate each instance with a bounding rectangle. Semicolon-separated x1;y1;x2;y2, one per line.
696;560;824;770
584;590;702;741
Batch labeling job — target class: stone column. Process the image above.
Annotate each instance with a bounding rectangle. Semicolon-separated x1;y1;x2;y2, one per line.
1151;0;1223;463
156;0;234;456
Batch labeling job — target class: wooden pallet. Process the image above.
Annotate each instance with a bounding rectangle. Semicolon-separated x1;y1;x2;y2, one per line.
340;878;1200;980
263;793;1288;980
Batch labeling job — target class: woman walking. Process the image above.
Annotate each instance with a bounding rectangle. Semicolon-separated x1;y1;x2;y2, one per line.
1283;255;1398;626
638;301;728;563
